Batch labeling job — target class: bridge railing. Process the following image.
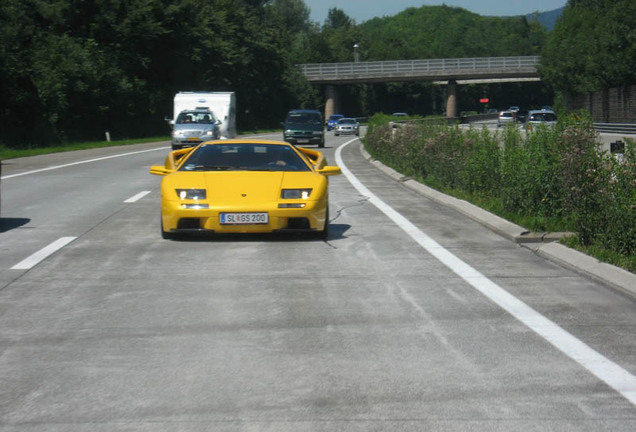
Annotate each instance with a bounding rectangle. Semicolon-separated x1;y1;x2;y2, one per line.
299;56;540;79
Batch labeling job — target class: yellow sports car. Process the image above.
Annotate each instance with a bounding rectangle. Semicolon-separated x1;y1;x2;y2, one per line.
150;139;341;239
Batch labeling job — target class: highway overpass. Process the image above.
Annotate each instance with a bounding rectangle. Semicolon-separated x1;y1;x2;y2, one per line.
298;56;540;118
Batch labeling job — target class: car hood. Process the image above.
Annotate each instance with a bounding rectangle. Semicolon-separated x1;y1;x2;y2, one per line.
163;171;326;203
173;124;215;131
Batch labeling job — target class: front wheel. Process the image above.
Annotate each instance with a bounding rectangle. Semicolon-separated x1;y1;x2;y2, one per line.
313;206;329;240
161;217;176;240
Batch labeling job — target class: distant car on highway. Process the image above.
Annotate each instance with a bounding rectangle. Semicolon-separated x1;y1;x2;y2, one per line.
525;110;558;130
334;118;360;136
392;112;408;117
326;114;344;131
508;106;520;113
282;109;325;147
497;111;515;127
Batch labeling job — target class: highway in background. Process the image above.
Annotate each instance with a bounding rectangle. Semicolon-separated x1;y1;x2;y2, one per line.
1;133;635;430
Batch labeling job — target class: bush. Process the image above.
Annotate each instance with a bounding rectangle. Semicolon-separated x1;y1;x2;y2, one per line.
364;112;635;271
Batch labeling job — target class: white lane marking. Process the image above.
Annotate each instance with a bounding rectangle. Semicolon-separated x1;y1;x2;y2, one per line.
11;237;77;270
336;139;636;406
124;190;151;203
1;147;169;180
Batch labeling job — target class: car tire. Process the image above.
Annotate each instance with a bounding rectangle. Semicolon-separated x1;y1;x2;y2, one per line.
161;217;175;240
171;144;181;150
318;138;325;148
313;206;329;240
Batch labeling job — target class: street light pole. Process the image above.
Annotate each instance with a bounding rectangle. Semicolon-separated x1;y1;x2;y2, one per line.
353;44;359;63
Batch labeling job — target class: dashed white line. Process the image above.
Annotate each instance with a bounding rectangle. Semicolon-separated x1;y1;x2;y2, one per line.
11;237;77;270
336;138;636;406
124;190;151;203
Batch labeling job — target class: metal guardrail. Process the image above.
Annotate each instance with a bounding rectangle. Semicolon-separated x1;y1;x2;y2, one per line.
299;56;540;82
594;123;636;134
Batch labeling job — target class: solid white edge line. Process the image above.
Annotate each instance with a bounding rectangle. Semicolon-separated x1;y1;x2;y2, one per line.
1;147;169;180
124;190;152;203
11;237;77;270
335;138;636;406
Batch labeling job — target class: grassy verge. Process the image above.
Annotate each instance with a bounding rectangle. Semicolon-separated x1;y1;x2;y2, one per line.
0;137;169;160
419;176;635;273
363;114;635;274
0;130;282;160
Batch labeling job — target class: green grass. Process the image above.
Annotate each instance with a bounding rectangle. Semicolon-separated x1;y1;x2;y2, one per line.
0;136;170;160
0;130;283;160
415;176;634;273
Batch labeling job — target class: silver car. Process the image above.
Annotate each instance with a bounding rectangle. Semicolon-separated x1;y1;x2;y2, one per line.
334;118;360;136
497;111;515;127
171;109;221;150
525;110;558;130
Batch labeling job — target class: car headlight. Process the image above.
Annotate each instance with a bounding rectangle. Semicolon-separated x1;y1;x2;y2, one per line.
205;130;215;136
176;188;206;200
172;130;184;137
281;188;312;199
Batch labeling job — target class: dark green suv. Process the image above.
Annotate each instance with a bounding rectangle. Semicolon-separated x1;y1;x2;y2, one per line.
282;109;325;147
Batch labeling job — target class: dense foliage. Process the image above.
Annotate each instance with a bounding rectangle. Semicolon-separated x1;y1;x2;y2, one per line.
540;0;636;93
364;116;636;271
0;0;632;148
0;1;552;148
0;0;318;146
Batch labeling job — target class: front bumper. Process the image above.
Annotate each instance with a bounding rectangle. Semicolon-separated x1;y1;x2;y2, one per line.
161;199;327;234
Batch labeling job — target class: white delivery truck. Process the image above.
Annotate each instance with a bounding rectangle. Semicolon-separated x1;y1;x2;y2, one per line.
170;91;236;138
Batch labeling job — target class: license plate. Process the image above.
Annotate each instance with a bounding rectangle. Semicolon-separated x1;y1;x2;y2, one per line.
297;139;309;143
220;212;269;224
187;137;199;141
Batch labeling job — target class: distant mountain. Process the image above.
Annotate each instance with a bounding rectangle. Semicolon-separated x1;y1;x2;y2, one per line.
527;7;565;31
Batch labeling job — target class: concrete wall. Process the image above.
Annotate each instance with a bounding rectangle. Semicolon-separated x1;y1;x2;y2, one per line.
566;85;636;123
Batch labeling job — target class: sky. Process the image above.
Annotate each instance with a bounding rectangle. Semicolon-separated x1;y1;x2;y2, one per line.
304;0;569;24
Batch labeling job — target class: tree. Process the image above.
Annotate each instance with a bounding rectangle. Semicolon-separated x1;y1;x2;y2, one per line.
540;0;636;93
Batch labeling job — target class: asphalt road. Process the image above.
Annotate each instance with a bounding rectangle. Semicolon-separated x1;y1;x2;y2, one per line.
1;132;635;431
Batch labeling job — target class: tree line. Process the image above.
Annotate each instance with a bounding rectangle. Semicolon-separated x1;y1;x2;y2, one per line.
0;0;632;148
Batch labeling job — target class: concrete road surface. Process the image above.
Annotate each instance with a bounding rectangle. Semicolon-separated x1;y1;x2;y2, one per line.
1;133;635;431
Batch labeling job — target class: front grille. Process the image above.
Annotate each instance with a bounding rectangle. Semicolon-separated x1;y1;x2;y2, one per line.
177;218;200;229
287;218;310;229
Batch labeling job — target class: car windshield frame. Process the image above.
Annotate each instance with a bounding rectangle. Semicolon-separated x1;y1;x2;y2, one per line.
179;143;312;172
176;111;217;124
337;118;358;125
285;112;322;124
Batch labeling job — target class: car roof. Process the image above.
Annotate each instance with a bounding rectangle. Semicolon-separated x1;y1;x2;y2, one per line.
289;109;321;114
201;139;292;146
528;109;556;114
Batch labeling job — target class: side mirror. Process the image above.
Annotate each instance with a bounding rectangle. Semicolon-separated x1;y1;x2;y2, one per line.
317;166;342;176
149;165;173;176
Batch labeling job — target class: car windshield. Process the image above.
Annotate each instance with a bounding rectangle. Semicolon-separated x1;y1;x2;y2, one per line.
286;112;322;124
176;111;216;124
338;118;357;124
179;143;311;172
329;115;343;121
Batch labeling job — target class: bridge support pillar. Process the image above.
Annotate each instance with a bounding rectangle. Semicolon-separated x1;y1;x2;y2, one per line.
324;85;339;120
446;79;458;118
